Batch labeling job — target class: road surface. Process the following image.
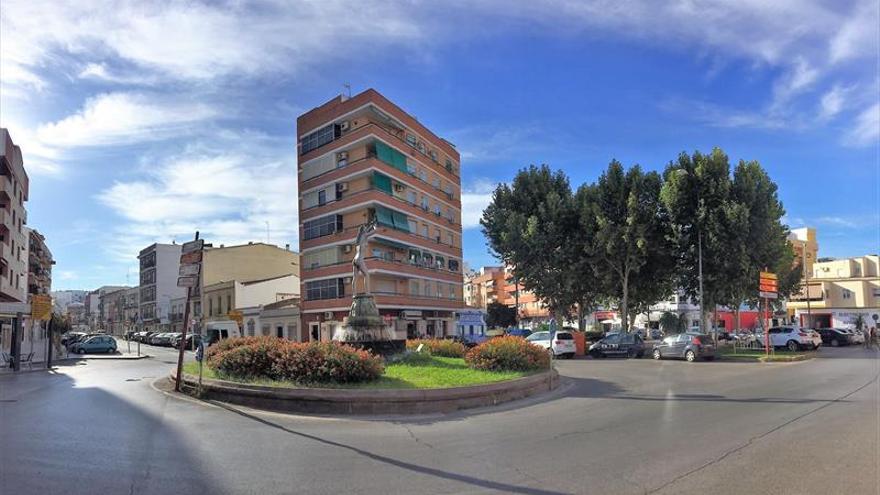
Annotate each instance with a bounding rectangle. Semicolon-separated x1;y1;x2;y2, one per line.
2;341;877;494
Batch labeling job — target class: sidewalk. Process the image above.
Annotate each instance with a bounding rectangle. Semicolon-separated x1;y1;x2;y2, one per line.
0;351;151;375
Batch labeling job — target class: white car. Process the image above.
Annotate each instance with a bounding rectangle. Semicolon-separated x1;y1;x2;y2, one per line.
767;326;822;351
526;330;577;359
845;329;865;344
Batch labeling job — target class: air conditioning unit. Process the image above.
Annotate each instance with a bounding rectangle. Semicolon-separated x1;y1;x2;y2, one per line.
339;121;350;132
323;311;334;320
338;182;349;192
337;151;348;160
344;245;352;253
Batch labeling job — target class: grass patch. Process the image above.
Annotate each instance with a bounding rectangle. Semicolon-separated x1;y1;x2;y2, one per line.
183;356;537;390
718;347;814;362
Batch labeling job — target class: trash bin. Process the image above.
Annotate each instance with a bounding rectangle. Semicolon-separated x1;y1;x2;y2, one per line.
573;332;586;356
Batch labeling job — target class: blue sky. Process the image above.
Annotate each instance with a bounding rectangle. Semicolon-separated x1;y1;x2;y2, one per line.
1;0;877;290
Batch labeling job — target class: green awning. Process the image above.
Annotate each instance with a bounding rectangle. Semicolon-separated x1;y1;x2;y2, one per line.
375;236;410;250
375;141;408;173
392;211;410;232
375;206;395;228
372;172;392;194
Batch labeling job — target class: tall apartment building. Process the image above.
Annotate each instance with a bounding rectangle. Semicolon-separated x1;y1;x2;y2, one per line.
27;228;53;296
138;243;186;332
0;128;30;303
788;255;880;329
296;89;464;341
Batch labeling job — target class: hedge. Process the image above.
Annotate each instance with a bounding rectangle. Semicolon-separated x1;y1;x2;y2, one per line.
406;338;467;358
465;336;550;372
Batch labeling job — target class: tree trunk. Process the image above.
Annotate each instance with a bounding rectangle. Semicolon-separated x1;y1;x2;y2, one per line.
621;272;630;332
577;303;586;332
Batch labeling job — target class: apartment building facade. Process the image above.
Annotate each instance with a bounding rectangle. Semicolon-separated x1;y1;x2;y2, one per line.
463;266;506;309
138;243;186;332
0;129;30;303
788;255;880;329
297;89;464;341
188;242;299;322
27;228;53;296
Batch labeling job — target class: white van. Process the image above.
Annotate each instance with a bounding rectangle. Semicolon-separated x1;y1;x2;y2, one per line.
204;321;241;346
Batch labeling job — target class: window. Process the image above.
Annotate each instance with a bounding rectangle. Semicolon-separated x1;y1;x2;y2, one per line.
433;203;441;216
303;215;342;240
435;255;445;269
421;196;429;210
407;191;417;204
421;225;429;238
418;169;427;182
446;207;454;222
409;279;420;296
317;190;326;206
209;298;213;316
305;279;344;301
431;175;440;189
408;249;421;265
448;259;460;272
423;253;434;267
842;289;852;299
406;134;417;147
300;124;335;155
447;233;454;246
423;281;433;297
226;295;232;314
408;219;418;233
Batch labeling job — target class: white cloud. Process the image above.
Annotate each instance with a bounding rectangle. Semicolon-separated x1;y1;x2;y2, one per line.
818;85;848;120
844;102;880;147
96;135;298;262
829;0;880;63
36;92;217;147
460;179;499;229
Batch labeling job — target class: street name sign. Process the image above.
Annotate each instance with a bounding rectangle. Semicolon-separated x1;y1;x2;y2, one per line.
177;276;198;288
179;264;200;276
182;239;204;254
180;251;202;265
31;294;52;321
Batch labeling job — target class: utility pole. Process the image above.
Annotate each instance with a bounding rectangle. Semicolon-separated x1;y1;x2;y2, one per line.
802;240;812;328
698;231;705;333
514;275;520;328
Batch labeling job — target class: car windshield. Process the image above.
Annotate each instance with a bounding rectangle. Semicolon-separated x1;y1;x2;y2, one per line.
527;332;549;341
555;333;573;340
603;334;621;344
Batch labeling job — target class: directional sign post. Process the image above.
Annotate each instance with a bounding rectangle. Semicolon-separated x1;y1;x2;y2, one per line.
759;271;778;356
175;232;203;392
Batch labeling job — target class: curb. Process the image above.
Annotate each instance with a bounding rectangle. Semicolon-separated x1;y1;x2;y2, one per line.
172;368;560;415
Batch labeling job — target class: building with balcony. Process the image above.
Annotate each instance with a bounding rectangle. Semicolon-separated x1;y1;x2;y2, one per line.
463;266;507;309
788;255;880;329
202;273;298;323
0;129;30;303
27;228;53;297
297;89;464;341
138;243;185;332
101;287;131;335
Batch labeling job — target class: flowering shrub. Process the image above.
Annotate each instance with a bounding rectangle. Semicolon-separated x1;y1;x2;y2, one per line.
406;338;467;358
205;337;383;384
272;342;384;384
465;336;550;372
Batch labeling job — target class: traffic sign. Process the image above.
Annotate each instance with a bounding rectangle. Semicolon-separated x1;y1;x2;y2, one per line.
180;251;202;265
179;264;200;276
182;239;204;254
227;310;243;325
31;294;52;321
759;271;777;280
759;291;778;299
177;276;198;288
759;282;778;292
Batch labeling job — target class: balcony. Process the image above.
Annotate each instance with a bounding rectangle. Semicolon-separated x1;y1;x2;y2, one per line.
302;256;462;283
301;224;462;257
301;290;464;312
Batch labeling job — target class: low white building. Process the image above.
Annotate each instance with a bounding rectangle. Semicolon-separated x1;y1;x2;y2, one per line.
241;299;301;341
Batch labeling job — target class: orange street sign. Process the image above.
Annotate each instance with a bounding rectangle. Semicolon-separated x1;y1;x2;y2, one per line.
759;271;777;280
759;284;778;293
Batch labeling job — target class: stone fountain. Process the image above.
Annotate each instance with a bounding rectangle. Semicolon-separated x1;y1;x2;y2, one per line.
332;219;405;356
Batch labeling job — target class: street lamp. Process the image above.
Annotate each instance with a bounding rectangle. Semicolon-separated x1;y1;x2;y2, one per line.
800;240;812;328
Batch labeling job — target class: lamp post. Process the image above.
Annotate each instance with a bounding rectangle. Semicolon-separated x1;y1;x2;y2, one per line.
802;240;812;328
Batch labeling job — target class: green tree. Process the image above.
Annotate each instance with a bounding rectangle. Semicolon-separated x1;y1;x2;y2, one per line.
661;148;741;330
485;301;517;329
659;311;688;334
481;165;582;324
592;161;669;332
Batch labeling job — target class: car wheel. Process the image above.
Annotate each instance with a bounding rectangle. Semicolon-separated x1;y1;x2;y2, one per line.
787;340;799;352
77;348;85;355
636;350;645;358
831;339;839;347
685;350;696;362
652;349;662;360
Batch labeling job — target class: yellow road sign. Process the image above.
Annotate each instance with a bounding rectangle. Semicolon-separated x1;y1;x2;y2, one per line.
31;294;52;321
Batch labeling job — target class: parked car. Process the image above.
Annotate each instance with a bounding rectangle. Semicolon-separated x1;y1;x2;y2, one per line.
61;332;87;346
649;329;663;340
506;328;532;338
174;334;203;350
525;330;576;358
588;332;645;358
70;335;117;354
766;326;822;351
204;321;243;346
844;328;865;344
652;333;715;362
150;333;179;346
816;328;852;347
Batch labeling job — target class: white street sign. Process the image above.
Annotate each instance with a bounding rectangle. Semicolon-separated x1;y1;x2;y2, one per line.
177;276;198;288
179;264;200;276
182;239;204;254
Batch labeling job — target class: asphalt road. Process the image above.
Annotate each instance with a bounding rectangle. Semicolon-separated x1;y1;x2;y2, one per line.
1;341;877;495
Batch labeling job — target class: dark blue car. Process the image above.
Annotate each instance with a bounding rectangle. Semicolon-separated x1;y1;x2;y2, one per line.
506;328;532;338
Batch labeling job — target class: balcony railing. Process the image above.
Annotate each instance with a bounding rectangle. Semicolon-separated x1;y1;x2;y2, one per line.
302;182;459;227
303;255;462;278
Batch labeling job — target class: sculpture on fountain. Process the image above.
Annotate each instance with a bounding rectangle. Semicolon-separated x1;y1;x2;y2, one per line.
333;218;404;354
